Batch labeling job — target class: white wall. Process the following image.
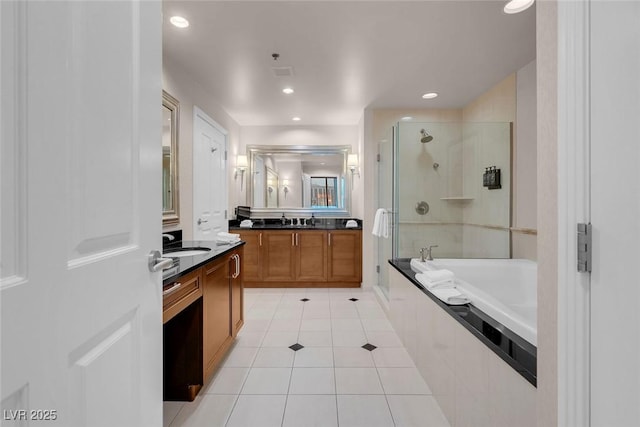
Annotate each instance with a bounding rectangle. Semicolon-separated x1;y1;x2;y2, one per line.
162;57;241;239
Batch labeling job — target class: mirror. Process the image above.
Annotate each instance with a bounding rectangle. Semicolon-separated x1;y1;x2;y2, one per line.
247;145;352;216
162;90;180;226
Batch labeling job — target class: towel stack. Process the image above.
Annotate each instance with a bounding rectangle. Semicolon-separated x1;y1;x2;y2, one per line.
239;219;253;228
415;269;471;305
217;232;241;244
372;208;389;238
415;269;455;290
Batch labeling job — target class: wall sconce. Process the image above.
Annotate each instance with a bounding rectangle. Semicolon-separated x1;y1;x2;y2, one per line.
282;179;289;199
347;154;360;186
267;179;274;198
235;154;248;190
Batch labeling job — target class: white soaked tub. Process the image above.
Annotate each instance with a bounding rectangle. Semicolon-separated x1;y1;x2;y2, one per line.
411;258;537;346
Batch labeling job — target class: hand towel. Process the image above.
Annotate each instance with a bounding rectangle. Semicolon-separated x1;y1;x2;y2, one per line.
239;219;253;228
415;273;455;290
430;288;471;305
216;231;240;243
372;208;389;238
420;269;455;283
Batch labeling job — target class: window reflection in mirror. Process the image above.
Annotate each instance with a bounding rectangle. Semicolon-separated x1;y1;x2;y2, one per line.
247;145;352;215
162;90;180;226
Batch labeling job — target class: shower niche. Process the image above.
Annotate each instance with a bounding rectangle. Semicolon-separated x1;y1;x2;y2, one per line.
393;121;512;259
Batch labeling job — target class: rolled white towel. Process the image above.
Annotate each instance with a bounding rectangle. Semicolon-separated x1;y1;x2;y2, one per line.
415;273;455;290
430;288;470;305
239;220;253;228
372;208;389;238
217;231;240;243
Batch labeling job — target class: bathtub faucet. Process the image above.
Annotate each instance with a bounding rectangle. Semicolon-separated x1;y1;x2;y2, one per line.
419;245;439;262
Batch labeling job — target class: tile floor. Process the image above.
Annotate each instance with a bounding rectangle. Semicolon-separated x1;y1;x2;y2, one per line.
164;287;450;427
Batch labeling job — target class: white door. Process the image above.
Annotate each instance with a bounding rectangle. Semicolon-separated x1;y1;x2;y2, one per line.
193;107;228;240
1;1;162;426
590;1;640;425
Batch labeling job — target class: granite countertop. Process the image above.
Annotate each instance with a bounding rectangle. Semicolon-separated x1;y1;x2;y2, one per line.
389;258;537;387
229;218;363;230
162;240;245;284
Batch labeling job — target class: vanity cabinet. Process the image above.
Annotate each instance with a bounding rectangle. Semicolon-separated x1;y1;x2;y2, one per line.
237;229;360;287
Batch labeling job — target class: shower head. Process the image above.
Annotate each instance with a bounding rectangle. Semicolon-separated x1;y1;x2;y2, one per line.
420;129;433;143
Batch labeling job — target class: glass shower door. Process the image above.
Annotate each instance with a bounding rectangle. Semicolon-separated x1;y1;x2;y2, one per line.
375;129;395;297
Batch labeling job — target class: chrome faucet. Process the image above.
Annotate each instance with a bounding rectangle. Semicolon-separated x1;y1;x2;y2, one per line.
419;245;438;262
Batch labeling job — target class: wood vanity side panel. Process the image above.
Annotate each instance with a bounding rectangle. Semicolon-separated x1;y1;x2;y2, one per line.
328;230;362;282
202;257;233;382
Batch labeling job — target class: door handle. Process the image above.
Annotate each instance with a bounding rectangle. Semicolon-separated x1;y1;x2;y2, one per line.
328;233;331;246
259;233;262;246
197;218;209;226
148;250;173;272
235;254;240;278
291;233;295;246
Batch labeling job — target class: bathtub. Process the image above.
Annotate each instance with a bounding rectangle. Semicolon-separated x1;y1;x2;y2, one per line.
410;258;537;346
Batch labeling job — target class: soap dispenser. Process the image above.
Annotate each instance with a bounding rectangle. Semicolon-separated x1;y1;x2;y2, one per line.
311;213;316;227
281;213;286;225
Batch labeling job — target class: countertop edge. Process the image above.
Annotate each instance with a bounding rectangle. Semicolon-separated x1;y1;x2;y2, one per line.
163;240;245;284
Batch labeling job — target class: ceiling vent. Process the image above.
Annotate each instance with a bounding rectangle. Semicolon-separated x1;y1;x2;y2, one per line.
271;66;294;77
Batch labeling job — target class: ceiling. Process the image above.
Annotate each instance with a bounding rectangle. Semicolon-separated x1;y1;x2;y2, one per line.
162;1;536;126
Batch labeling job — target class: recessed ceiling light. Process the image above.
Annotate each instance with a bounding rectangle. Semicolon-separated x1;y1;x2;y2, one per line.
170;16;189;28
503;0;535;14
292;117;301;121
401;116;413;121
282;88;294;95
422;93;438;99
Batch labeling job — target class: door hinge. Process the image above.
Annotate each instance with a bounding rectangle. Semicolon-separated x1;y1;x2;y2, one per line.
577;223;592;273
376;265;380;273
224;150;228;161
376;154;381;162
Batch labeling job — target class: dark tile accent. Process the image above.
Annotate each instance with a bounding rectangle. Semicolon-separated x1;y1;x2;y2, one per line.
362;343;377;351
300;298;310;302
289;343;304;351
349;298;359;302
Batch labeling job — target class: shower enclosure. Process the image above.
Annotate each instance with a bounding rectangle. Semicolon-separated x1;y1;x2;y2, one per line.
376;121;512;296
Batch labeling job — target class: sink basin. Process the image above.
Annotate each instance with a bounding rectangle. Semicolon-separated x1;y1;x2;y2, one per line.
164;247;211;258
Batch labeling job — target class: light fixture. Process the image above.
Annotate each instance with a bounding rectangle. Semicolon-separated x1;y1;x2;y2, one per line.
283;87;294;95
282;179;289;198
503;0;535;14
169;16;189;28
235;154;248;190
422;92;438;99
347;154;360;186
401;116;413;121
292;117;301;122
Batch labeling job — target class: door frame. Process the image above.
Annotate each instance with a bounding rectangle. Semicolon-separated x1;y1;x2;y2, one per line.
557;1;591;426
192;106;228;238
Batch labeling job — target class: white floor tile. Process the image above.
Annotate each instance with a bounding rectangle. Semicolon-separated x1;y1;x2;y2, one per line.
261;330;300;347
289;368;336;394
331;319;363;332
298;330;333;347
337;395;395;427
282;395;338;427
202;367;249;395
163;401;183;427
330;308;360;319
268;318;301;332
334;368;384;394
169;395;236;427
235;331;266;347
253;347;295;368
377;367;431;394
300;318;332;331
356;307;387;319
332;330;367;347
241;319;271;332
226;395;287;427
333;347;375;367
241;367;292;394
273;307;304;320
222;345;259;368
246;307;276;320
302;309;331;319
361;318;395;332
386;395;450;427
364;331;403;347
372;347;416;367
293;347;334;367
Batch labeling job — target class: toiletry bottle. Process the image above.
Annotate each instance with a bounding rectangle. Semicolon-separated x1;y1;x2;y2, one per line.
311;213;316;227
281;213;286;225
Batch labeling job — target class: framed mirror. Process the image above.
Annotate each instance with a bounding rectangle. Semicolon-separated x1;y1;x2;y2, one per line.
162;90;180;226
247;145;352;216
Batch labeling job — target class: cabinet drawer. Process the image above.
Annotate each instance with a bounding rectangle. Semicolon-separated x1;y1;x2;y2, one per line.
163;268;203;324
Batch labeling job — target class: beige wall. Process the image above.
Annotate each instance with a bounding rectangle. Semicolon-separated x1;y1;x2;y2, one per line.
536;1;558;426
163;57;241;240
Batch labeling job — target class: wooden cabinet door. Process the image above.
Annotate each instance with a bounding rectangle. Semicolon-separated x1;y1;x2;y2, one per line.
296;231;328;281
237;230;262;282
231;248;244;337
202;257;232;381
328;230;362;282
262;231;296;281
